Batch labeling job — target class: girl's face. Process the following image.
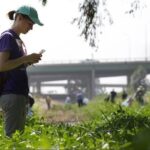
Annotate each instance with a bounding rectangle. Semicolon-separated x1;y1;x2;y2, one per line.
19;16;34;34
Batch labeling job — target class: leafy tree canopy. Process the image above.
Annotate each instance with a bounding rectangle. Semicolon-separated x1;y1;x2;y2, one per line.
40;0;146;48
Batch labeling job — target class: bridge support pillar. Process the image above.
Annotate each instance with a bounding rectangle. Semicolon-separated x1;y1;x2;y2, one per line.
88;69;96;99
36;81;41;95
67;79;72;95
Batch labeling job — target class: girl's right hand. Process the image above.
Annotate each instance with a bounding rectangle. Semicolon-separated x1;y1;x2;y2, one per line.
23;53;42;65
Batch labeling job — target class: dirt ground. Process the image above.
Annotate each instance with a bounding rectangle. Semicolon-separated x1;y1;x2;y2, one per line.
32;96;82;123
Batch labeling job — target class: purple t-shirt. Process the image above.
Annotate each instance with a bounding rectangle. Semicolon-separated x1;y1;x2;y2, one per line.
0;29;29;96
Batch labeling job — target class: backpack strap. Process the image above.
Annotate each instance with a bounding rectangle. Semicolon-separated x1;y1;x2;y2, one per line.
0;31;27;55
0;31;13;39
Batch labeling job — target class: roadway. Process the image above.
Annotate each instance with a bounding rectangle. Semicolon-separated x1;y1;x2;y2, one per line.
27;60;150;99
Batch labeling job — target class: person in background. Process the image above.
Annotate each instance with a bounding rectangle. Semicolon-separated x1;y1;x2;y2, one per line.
76;91;84;107
65;95;71;104
0;5;43;137
135;85;145;105
45;95;52;110
110;89;117;103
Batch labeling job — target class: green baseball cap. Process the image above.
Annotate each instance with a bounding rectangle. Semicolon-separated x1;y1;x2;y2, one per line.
16;5;43;26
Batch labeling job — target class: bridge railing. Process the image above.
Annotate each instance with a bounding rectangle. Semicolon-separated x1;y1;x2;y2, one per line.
39;57;150;65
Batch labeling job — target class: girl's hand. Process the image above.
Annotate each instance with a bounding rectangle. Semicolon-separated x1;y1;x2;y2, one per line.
23;53;42;65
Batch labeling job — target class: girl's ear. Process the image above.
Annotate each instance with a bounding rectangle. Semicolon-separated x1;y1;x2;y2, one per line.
16;14;23;21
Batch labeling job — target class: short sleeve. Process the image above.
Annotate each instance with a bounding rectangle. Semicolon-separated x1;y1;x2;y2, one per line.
0;33;14;52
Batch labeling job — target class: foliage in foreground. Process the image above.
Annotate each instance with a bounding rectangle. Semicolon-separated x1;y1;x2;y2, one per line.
1;99;150;149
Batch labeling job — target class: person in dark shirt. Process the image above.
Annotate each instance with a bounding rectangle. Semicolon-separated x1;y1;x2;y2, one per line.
76;91;84;107
0;5;43;137
110;89;117;103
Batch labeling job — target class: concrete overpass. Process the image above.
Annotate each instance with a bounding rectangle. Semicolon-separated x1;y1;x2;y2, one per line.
27;60;150;99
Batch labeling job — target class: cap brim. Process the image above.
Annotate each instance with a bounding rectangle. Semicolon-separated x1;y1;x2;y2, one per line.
30;17;44;26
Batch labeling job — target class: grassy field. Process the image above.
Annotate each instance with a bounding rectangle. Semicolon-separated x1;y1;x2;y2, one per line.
0;94;150;149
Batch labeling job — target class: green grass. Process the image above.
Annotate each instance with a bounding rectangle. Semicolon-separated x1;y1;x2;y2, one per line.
0;95;150;149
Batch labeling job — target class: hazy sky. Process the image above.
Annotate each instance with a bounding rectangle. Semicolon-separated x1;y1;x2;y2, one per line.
0;0;150;64
1;0;150;93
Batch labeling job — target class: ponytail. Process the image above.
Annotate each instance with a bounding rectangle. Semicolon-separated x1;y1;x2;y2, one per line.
7;11;16;20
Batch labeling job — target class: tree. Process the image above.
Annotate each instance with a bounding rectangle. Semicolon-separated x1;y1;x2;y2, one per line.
73;0;146;48
40;0;146;48
130;65;147;92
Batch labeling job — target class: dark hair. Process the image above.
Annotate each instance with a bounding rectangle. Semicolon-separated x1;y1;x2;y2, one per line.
7;10;16;20
7;11;33;23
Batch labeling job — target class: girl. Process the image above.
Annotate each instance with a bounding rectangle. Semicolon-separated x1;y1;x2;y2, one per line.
0;5;43;137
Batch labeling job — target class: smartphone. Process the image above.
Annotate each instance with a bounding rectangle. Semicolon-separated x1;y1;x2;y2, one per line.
39;49;46;54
